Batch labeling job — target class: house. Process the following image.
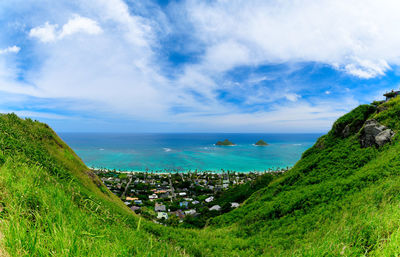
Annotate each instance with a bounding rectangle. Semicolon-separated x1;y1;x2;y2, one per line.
126;197;138;201
155;203;166;212
157;212;168;220
124;201;130;205
209;205;221;211
384;90;400;101
205;196;214;203
231;202;240;208
171;210;185;219
179;201;189;208
192;200;200;205
134;200;143;205
130;206;140;212
159;193;170;199
178;192;187;196
149;194;158;200
184;209;196;216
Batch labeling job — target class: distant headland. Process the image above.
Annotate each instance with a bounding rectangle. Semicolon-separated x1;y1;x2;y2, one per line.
215;139;236;146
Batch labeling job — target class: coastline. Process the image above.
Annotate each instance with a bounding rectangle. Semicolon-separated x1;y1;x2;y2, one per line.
90;166;291;175
61;133;318;174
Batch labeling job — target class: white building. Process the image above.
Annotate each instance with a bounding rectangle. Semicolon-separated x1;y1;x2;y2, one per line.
205;196;214;203
184;209;196;216
149;194;158;200
231;202;240;208
157;212;168;220
209;205;221;211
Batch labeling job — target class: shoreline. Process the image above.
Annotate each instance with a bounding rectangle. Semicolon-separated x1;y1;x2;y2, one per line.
90;166;291;175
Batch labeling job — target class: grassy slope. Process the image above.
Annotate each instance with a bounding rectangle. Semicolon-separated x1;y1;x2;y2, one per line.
205;98;400;255
2;97;400;256
0;114;185;256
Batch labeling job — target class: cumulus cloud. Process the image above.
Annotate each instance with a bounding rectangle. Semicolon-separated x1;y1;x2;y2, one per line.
29;15;102;43
285;93;301;102
0;46;20;54
184;0;400;79
344;59;390;79
59;15;103;38
29;22;58;43
15;0;170;121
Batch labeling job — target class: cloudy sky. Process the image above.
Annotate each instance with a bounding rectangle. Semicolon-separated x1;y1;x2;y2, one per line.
1;0;400;132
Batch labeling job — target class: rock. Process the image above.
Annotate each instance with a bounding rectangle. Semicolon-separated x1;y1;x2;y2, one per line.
360;119;395;147
364;119;386;135
342;124;351;137
375;129;394;147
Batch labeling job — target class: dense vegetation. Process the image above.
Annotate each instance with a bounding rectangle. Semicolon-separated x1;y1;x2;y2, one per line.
2;97;400;256
255;140;268;146
179;172;281;229
215;139;235;146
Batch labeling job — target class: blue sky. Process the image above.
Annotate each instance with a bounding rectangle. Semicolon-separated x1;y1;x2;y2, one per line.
1;0;400;132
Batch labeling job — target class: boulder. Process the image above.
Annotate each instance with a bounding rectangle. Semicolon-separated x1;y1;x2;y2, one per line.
360;119;395;147
375;129;395;147
342;124;351;137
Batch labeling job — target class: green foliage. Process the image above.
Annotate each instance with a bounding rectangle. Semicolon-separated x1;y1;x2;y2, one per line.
215;139;235;146
214;173;279;207
331;104;376;137
255;140;268;146
374;97;400;131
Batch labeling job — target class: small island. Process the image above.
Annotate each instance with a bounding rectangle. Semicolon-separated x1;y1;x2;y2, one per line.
216;139;236;146
255;140;268;146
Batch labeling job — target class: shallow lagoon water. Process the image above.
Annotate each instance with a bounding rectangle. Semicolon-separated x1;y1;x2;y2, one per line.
59;133;322;172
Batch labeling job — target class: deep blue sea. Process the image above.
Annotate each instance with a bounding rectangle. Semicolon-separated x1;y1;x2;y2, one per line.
59;133;322;173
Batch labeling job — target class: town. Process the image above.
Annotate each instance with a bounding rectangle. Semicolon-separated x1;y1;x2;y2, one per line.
94;168;287;227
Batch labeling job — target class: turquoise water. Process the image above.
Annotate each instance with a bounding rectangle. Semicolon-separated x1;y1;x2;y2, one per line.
59;133;321;172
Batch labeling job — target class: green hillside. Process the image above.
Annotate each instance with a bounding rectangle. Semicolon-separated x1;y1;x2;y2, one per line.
2;97;400;256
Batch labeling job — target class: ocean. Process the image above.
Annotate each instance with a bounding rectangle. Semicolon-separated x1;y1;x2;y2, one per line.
59;133;322;173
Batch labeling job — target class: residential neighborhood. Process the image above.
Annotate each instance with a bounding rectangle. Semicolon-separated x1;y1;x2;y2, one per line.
93;169;279;226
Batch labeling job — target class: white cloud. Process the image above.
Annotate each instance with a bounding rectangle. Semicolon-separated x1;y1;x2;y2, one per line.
29;15;102;43
0;46;21;54
29;22;58;43
15;0;170;121
344;59;390;79
59;15;102;38
172;98;358;132
203;40;250;72
285;93;301;102
184;0;400;79
0;110;68;120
